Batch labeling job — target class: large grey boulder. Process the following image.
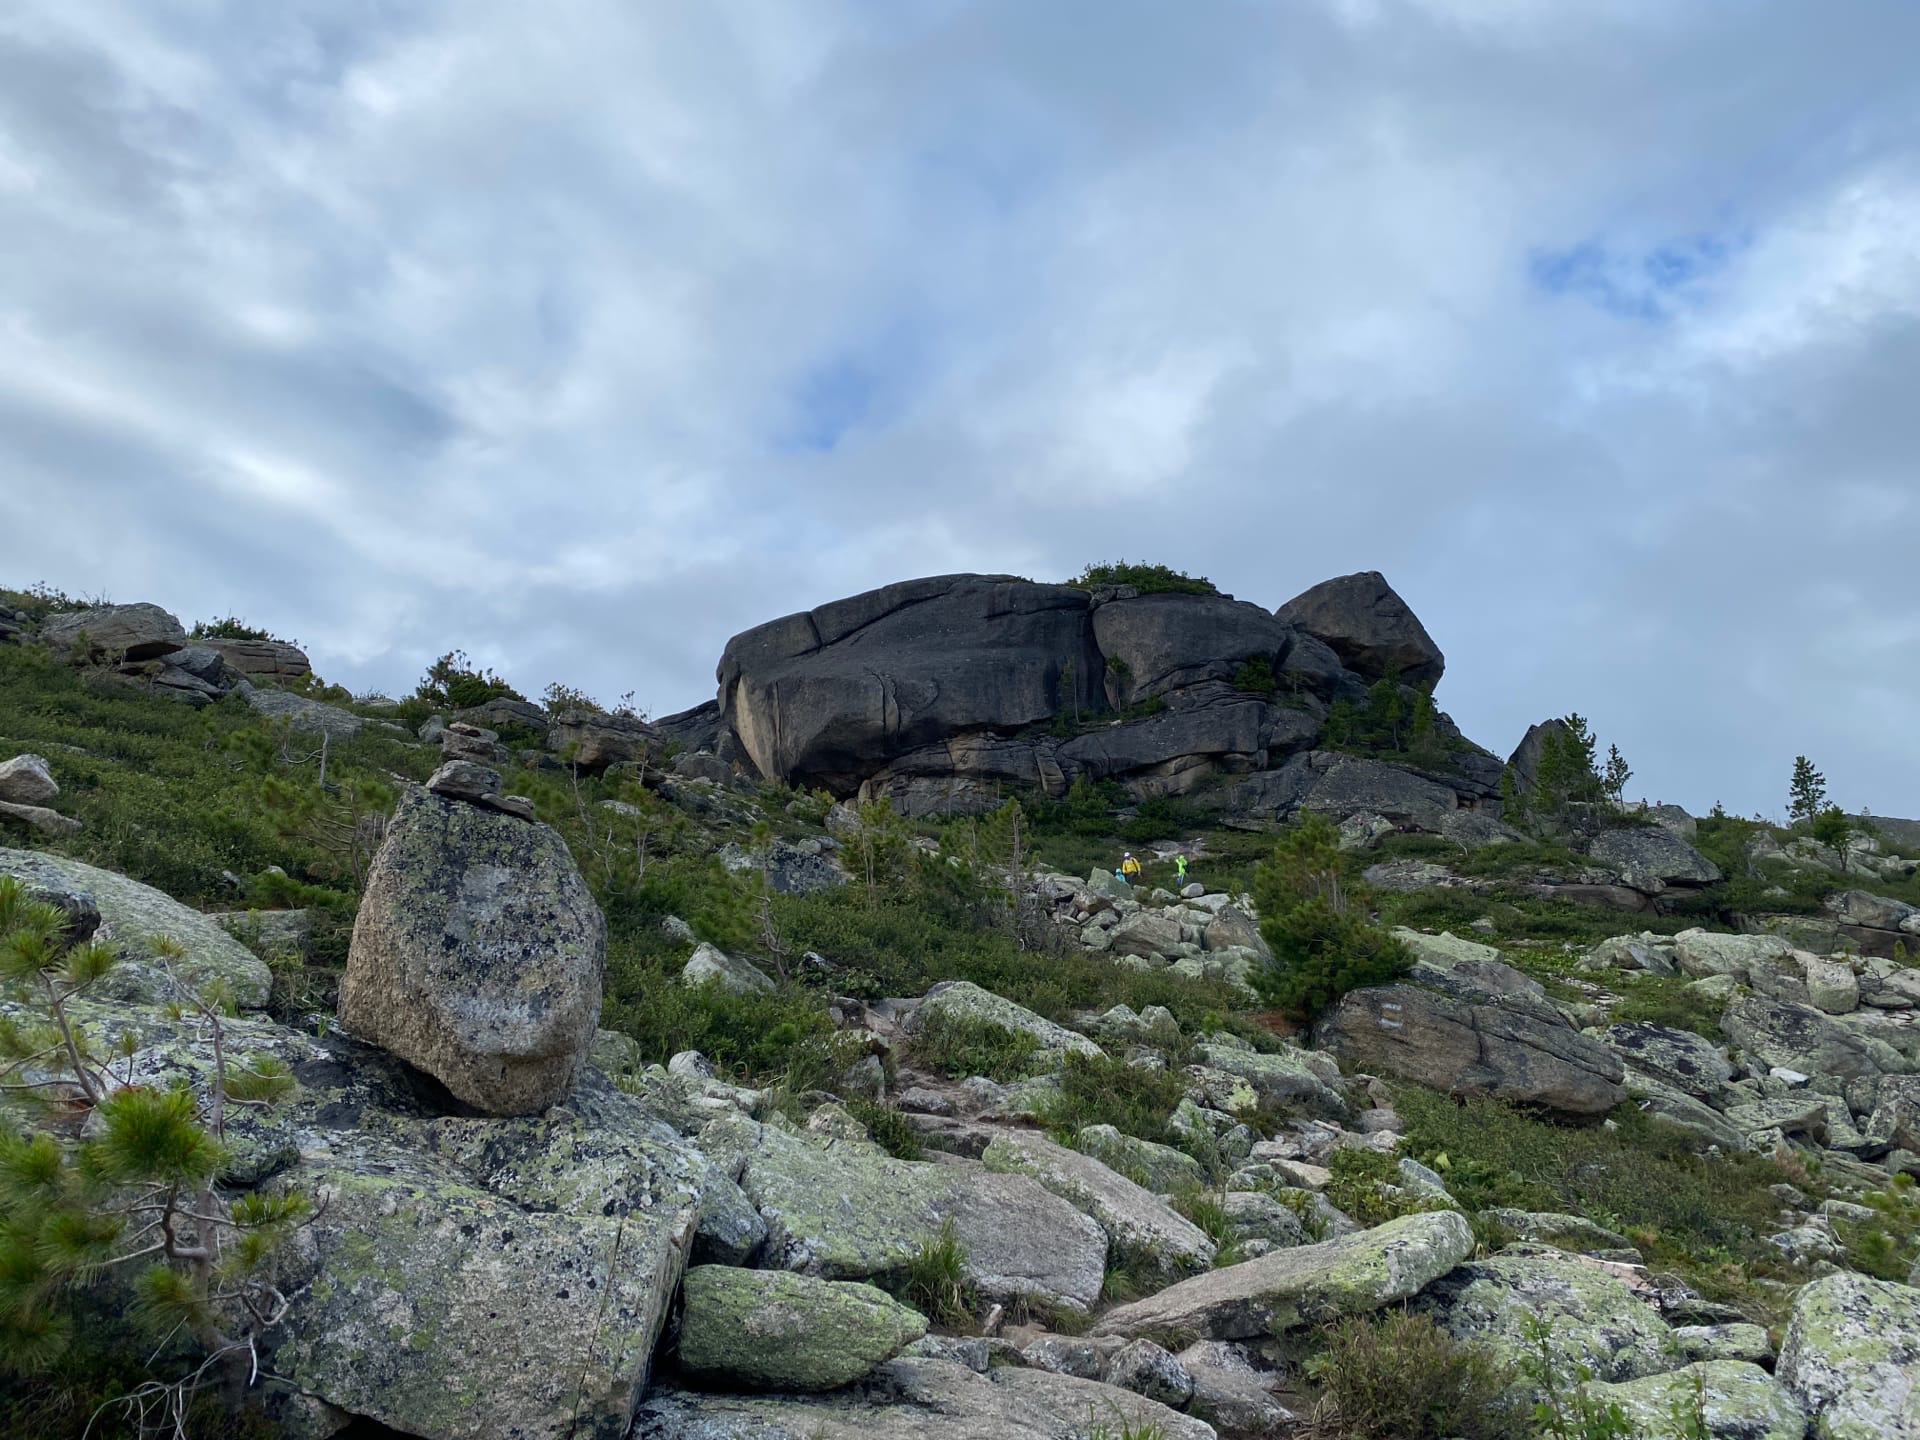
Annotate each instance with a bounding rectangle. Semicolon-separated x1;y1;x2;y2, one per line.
683;942;775;995
676;1267;926;1391
205;636;311;679
1093;1210;1474;1341
1421;1252;1677;1386
1600;1023;1734;1100
1776;1273;1920;1438
1590;827;1722;891
0;847;270;1007
340;786;606;1115
245;687;365;740
1274;571;1444;685
718;575;1103;790
0;753;58;806
1580;1361;1805;1440
905;981;1102;1061
547;709;656;771
633;1356;1219;1439
1722;994;1899;1081
1297;752;1461;828
1090;592;1291;706
980;1130;1216;1282
1315;981;1625;1117
710;1113;1108;1314
40;602;186;660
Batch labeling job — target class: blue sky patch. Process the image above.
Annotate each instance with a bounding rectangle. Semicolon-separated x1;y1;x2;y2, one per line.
1530;227;1750;320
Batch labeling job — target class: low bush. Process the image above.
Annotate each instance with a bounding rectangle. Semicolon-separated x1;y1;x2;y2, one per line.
1067;561;1217;596
1251;814;1413;1021
1301;1307;1523;1440
907;1010;1040;1083
1040;1053;1187;1146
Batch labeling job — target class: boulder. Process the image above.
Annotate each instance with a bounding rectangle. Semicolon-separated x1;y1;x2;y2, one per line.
245;687;365;740
981;1131;1216;1282
683;942;775;995
632;1356;1220;1439
205;636;311;679
1297;753;1461;828
0;847;270;1007
1090;592;1291;706
676;1267;926;1391
1722;995;1898;1081
0;753;58;806
1104;1338;1194;1408
1107;908;1188;960
1274;571;1443;685
1804;954;1861;1015
40;602;186;660
906;982;1102;1061
1315;982;1625;1117
0;799;81;836
1480;1209;1634;1255
1093;1209;1474;1341
1777;1273;1920;1439
1674;929;1796;978
1203;906;1268;957
1188;1043;1347;1116
1600;1023;1734;1101
1869;1076;1920;1152
340;786;606;1115
1074;1125;1205;1194
547;709;656;771
713;1114;1108;1314
1675;1324;1775;1366
1422;1252;1676;1385
1174;1340;1294;1434
1580;1361;1805;1440
1506;719;1566;795
1590;827;1722;891
718;575;1103;790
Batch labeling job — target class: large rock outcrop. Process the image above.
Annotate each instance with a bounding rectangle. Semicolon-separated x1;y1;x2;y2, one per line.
1777;1273;1920;1438
341;784;606;1114
1274;570;1444;684
39;602;187;660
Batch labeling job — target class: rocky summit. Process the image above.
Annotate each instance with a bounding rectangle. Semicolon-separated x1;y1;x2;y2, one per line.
3;569;1920;1440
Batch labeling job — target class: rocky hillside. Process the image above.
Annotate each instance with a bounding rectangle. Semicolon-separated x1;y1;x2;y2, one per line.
2;574;1919;1440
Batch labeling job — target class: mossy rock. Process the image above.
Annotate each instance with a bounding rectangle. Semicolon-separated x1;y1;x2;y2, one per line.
1582;1359;1805;1440
677;1266;926;1390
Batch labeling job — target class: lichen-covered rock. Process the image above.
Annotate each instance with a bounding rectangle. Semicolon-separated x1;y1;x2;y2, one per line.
715;1113;1108;1313
632;1355;1220;1439
1723;995;1898;1081
1074;1125;1204;1194
1104;1338;1194;1407
1674;930;1795;979
905;981;1102;1060
1481;1209;1633;1255
341;787;605;1115
682;942;774;994
1777;1273;1920;1438
1581;1361;1805;1440
981;1130;1215;1281
1590;828;1722;891
677;1267;926;1391
1601;1022;1735;1100
1188;1042;1346;1116
245;686;366;739
1622;1067;1747;1150
1315;981;1624;1118
1093;1210;1474;1341
1421;1252;1677;1386
1675;1324;1775;1365
0;846;271;1007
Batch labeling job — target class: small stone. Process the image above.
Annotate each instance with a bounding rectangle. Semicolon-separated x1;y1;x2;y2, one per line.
0;753;58;806
426;759;503;801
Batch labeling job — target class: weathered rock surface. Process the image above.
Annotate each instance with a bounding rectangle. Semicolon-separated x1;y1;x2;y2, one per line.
1422;1252;1676;1385
906;981;1102;1060
40;602;186;660
1777;1273;1920;1439
341;787;606;1114
1274;570;1444;684
1316;981;1625;1117
1581;1360;1805;1440
245;686;366;739
205;636;312;679
981;1130;1216;1281
1601;1022;1734;1100
548;709;657;771
0;752;58;806
1091;592;1290;706
1589;827;1722;890
0;846;270;1006
633;1356;1218;1439
676;1267;926;1391
0;798;82;835
1093;1210;1474;1340
1723;994;1900;1081
683;942;775;995
710;1113;1108;1313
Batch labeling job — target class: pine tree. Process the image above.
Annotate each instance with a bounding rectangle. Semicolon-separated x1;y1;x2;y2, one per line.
1788;757;1827;829
1602;744;1632;807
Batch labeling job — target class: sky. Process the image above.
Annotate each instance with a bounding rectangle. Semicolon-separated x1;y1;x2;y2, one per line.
2;1;1917;820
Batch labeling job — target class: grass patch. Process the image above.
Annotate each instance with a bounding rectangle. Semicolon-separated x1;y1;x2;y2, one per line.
1039;1053;1188;1147
899;1217;976;1330
845;1098;925;1161
1609;974;1729;1041
1395;1085;1805;1319
1301;1307;1523;1440
908;1009;1040;1083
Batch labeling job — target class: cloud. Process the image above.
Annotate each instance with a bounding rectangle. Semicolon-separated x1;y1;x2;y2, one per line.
1;0;1918;816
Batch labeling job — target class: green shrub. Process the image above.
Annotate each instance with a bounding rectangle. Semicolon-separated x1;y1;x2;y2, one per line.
844;1099;925;1161
188;616;282;643
1251;815;1411;1019
1302;1307;1522;1440
1230;656;1279;694
1323;1148;1440;1228
413;649;525;710
1040;1053;1187;1146
906;1010;1040;1083
1067;562;1218;596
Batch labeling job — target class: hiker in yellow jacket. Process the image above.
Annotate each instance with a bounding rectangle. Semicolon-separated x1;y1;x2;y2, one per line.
1120;852;1142;887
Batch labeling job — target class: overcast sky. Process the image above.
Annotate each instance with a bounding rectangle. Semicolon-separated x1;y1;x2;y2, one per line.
2;2;1917;819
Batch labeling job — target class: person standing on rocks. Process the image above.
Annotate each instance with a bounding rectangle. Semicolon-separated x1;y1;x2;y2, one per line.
1121;852;1142;887
1174;853;1188;887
